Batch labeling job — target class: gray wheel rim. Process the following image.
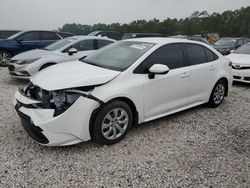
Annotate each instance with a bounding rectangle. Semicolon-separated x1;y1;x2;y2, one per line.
0;52;11;65
213;84;225;105
101;108;129;140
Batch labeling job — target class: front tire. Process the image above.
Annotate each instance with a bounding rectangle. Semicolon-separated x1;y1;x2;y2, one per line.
0;50;12;66
92;101;133;145
208;80;226;108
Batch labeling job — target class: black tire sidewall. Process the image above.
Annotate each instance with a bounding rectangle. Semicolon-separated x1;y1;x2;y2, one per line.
209;80;226;108
92;100;133;145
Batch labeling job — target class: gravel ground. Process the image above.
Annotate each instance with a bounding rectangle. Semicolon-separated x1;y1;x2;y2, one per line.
0;66;249;188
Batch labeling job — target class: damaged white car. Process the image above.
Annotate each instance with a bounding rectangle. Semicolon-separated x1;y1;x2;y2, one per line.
14;38;232;146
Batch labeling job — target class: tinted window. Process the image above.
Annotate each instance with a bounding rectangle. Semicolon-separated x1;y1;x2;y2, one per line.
237;39;244;46
184;44;206;65
134;44;185;73
40;32;60;40
97;40;113;49
17;32;40;41
66;40;94;51
205;47;218;62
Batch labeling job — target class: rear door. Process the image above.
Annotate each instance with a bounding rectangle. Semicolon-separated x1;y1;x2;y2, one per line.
134;43;190;118
183;43;219;104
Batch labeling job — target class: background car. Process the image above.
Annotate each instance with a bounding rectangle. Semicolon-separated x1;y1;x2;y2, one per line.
122;33;164;40
8;36;116;79
226;43;250;83
213;37;249;55
14;38;232;146
0;30;73;66
88;31;122;40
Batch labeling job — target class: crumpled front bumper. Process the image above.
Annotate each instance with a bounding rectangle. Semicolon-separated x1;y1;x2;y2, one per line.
14;90;100;146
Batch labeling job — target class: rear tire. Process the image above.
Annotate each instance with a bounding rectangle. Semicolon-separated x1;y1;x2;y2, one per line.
0;50;12;66
92;100;133;145
208;80;226;108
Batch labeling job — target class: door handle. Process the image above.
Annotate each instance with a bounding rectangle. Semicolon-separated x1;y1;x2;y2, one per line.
180;72;190;78
209;65;216;70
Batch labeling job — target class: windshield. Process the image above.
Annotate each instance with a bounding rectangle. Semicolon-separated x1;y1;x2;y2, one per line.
234;44;250;55
215;38;236;46
83;41;155;71
8;31;25;39
44;38;76;51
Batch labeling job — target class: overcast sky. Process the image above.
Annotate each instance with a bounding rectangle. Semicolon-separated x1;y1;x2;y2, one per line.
0;0;250;30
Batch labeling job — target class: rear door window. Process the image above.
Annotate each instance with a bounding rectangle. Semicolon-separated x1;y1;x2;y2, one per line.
184;44;207;65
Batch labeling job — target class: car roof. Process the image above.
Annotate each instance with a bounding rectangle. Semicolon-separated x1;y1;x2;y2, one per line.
124;37;205;45
67;35;116;41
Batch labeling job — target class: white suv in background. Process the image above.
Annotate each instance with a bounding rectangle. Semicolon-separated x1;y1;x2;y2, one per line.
8;36;115;79
14;38;233;146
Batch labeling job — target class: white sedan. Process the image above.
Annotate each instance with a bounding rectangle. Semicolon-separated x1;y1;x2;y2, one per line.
14;38;233;146
8;36;115;79
227;43;250;83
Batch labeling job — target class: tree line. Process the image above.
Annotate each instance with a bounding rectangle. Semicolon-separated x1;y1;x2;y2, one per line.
58;6;250;37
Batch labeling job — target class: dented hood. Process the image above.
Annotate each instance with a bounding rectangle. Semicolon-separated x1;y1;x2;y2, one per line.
30;61;120;91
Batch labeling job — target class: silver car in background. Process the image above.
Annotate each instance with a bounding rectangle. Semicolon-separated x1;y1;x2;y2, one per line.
8;36;115;79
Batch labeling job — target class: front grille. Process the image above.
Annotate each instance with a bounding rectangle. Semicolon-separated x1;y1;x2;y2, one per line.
8;65;15;71
15;105;49;144
244;77;250;81
233;76;241;79
233;66;250;70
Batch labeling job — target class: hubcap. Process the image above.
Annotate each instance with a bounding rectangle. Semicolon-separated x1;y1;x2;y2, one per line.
0;52;11;65
213;84;225;105
101;108;129;140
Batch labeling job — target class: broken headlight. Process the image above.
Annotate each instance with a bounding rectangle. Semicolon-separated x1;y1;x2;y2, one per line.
50;90;89;117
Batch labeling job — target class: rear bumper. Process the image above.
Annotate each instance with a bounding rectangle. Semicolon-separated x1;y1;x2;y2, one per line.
14;90;100;146
232;69;250;83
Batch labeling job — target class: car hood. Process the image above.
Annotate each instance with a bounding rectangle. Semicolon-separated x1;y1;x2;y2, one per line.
12;49;55;60
31;61;121;91
226;53;250;65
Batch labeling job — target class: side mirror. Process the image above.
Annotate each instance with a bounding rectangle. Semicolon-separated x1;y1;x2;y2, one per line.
16;39;23;44
68;48;78;56
148;64;170;79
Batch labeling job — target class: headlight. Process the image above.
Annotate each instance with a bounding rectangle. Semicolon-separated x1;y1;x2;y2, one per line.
50;90;86;116
17;58;39;65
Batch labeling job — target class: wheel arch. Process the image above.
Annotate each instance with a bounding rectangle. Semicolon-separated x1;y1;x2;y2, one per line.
217;77;229;96
39;62;57;71
0;48;13;56
89;96;139;139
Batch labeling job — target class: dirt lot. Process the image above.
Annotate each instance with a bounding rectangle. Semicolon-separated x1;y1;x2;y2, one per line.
0;66;249;187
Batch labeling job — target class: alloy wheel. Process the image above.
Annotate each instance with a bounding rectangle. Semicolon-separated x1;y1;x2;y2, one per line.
213;83;225;105
101;108;129;140
0;52;11;66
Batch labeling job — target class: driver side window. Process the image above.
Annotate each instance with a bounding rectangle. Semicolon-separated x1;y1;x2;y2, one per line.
134;43;185;73
17;32;40;41
64;40;94;52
